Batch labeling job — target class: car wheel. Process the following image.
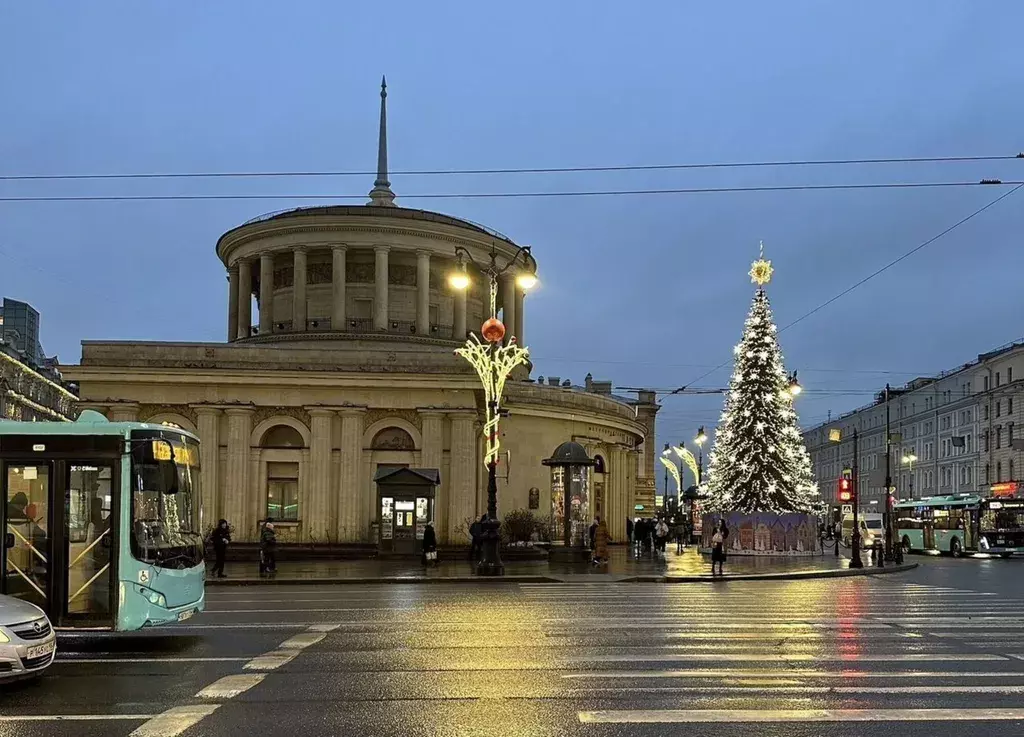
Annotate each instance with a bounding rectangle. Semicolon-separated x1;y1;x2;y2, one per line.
951;538;962;558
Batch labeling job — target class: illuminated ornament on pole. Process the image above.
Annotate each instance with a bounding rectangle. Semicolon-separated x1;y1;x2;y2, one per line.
480;317;506;344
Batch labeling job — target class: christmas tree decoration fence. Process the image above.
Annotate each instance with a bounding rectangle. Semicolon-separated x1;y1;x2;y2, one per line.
704;244;818;515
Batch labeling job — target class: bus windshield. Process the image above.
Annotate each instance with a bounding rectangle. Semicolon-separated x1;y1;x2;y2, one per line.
130;431;203;569
981;507;1024;532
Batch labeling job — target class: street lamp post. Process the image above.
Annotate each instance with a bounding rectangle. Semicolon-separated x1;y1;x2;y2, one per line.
902;452;918;499
450;243;538;576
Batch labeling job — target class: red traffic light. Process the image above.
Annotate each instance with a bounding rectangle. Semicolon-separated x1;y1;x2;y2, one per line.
838;477;853;502
839;490;852;502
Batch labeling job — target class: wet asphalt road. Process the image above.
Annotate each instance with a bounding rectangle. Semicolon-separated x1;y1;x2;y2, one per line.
3;555;1024;736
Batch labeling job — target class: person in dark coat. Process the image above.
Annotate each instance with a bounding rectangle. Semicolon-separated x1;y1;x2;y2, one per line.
626;517;634;548
711;519;729;575
259;522;277;577
588;519;598;550
469;515;486;561
211;519;231;578
422;523;438;566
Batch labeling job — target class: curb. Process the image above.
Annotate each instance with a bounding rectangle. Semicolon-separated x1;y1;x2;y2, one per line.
206;563;917;586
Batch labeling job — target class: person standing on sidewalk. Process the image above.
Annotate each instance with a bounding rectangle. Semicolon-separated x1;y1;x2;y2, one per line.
210;519;231;578
469;515;486;561
260;521;278;578
422;522;438;567
592;517;609;566
626;517;634;550
711;519;729;576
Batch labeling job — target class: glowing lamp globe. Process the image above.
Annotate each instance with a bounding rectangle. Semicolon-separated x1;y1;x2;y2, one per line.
480;318;505;343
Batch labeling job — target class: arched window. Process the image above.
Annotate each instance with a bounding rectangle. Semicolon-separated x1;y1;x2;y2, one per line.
371;427;415;451
261;425;305;448
593;455;607;474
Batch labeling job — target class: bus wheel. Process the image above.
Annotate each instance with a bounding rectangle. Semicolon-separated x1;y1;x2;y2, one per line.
1000;553;1013;559
951;538;963;558
902;536;912;554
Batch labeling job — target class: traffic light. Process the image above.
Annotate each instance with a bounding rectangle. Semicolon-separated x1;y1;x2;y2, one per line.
838;468;854;503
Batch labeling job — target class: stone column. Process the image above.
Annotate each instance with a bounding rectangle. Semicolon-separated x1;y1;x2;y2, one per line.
227;266;239;343
338;408;365;542
194;407;222;529
224;408;253;539
374;245;390;331
514;286;525;345
332;245;347;330
237;258;252;339
448;411;477;544
610;446;625;542
501;274;516;344
299;448;311;542
416;250;431;335
419;410;444;534
107;404;139;422
454;287;467;340
308;408;334;541
259;252;274;335
292;247;307;331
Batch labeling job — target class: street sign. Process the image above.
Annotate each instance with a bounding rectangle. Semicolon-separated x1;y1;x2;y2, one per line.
842;504;852;515
634;504;645;511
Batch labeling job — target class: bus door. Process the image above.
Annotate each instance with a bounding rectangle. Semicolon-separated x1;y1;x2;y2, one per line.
922;508;935;550
2;461;53;614
62;463;116;626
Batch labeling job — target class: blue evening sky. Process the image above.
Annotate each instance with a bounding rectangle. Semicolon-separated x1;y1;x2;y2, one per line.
2;2;1022;488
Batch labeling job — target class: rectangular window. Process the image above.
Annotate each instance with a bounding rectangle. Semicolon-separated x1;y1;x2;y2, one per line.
997;372;1001;387
985;405;990;420
266;462;300;521
1010;367;1014;384
1010;398;1014;414
985;464;990;484
985;376;990;391
997;461;1002;482
967;434;972;452
997;427;1002;450
997;401;1001;418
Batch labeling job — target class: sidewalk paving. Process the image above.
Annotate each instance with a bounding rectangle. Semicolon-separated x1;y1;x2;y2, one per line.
208;545;916;585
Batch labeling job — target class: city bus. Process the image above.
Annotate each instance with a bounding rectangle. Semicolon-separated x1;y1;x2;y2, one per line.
1;410;205;630
895;493;1024;557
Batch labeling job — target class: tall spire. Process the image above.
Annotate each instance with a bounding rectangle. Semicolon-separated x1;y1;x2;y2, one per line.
368;75;396;206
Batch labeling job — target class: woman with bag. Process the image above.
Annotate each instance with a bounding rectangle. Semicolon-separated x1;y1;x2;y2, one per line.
422;522;438;567
711;518;729;576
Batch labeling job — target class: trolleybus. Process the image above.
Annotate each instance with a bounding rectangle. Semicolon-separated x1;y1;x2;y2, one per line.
1;410;205;630
895;493;1024;557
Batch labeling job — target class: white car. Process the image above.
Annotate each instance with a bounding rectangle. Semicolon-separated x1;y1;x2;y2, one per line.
0;595;57;680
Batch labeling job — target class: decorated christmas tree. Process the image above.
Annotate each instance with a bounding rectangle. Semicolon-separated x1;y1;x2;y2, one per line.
704;247;817;514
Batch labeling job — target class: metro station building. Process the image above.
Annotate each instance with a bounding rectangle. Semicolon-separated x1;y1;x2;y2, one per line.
64;84;658;545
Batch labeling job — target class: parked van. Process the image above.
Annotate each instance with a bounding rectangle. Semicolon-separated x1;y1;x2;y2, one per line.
841;513;883;549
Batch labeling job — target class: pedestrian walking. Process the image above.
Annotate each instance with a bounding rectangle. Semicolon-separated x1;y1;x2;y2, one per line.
469;515;486;561
592;517;609;566
210;519;231;578
260;521;277;578
422;522;438;567
655;518;669;555
588;518;598;550
626;517;634;549
711;519;729;576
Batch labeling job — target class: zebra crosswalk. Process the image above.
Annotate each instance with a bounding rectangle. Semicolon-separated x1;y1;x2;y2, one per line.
516;578;1024;730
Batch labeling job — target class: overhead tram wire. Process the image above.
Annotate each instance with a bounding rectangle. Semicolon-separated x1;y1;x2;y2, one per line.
656;181;1024;400
1;152;1020;181
0;179;1021;203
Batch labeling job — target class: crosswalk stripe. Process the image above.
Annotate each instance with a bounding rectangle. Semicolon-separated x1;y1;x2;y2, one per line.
565;652;1009;663
563;669;1024;680
578;708;1024;723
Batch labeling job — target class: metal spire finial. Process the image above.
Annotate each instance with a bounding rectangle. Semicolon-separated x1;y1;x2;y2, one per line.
368;75;396;206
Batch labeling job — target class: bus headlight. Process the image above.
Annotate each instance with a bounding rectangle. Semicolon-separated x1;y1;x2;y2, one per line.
138;586;166;608
0;629;9;644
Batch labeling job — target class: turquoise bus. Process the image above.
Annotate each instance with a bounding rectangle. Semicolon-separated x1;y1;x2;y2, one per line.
895;494;1024;558
1;410;205;630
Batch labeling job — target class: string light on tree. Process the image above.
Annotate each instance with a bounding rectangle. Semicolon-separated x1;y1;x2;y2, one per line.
705;242;817;514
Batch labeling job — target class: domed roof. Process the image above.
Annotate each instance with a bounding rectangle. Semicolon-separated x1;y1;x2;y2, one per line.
542;441;596;467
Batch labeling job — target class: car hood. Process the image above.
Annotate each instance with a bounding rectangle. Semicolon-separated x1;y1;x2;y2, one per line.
0;595;46;626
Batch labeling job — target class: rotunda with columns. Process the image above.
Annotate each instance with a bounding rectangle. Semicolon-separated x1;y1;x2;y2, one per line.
64;81;659;547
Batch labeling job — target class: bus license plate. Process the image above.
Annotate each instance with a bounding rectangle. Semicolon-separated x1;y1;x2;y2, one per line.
177;609;194;622
27;642;54;659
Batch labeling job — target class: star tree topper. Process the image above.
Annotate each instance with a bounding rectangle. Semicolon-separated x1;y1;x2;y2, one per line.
749;240;773;286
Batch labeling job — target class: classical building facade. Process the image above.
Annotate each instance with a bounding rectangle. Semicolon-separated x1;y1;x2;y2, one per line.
803;340;1024;507
64;82;658;545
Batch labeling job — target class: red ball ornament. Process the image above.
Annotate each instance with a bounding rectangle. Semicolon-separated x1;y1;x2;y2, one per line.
481;318;505;343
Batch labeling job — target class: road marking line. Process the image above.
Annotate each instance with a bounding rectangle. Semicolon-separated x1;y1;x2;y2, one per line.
244;651;300;671
563;669;1024;680
578;708;1024;723
202;608;399;613
176;624;311;630
196;674;267;699
0;715;155;722
279;632;327;650
57;657;249;664
566;653;1008;663
129;706;220;737
581;685;1024;695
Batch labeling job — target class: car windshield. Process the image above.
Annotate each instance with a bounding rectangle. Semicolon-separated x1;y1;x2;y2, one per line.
865;519;883;529
130;431;203;568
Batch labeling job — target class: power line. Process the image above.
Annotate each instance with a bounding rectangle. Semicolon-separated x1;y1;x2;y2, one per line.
1;153;1019;181
670;182;1024;394
531;354;930;375
0;180;1020;204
